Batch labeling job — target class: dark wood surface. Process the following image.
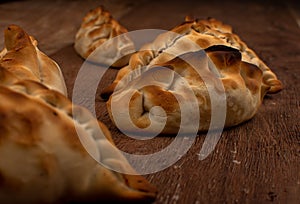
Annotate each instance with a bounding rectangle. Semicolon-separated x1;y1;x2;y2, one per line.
1;0;299;203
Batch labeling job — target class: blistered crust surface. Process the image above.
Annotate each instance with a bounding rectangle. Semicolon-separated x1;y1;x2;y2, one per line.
102;18;282;134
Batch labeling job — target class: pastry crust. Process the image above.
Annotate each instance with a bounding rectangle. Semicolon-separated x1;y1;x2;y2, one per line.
0;25;67;95
0;26;156;203
74;6;135;67
100;17;282;134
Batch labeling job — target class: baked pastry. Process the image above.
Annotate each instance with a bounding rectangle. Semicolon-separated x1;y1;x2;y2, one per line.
0;25;67;95
0;25;156;203
74;6;135;67
96;17;282;134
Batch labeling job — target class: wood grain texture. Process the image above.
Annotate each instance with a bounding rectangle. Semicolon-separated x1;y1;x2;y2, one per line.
1;0;299;203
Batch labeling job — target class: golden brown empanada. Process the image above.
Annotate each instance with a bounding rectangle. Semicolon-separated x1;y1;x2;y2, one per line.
74;6;135;67
0;25;156;203
90;15;283;134
0;25;67;95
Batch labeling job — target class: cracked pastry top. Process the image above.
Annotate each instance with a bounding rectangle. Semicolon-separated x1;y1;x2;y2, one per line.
75;7;282;134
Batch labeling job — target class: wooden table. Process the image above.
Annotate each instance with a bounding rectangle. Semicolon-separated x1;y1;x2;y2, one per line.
1;0;299;203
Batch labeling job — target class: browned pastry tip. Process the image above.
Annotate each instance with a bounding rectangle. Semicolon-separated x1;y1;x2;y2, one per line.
75;6;134;67
1;24;68;95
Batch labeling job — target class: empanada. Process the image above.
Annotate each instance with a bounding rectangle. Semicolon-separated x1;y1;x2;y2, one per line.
74;6;135;67
74;8;282;134
0;25;156;203
0;25;67;95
